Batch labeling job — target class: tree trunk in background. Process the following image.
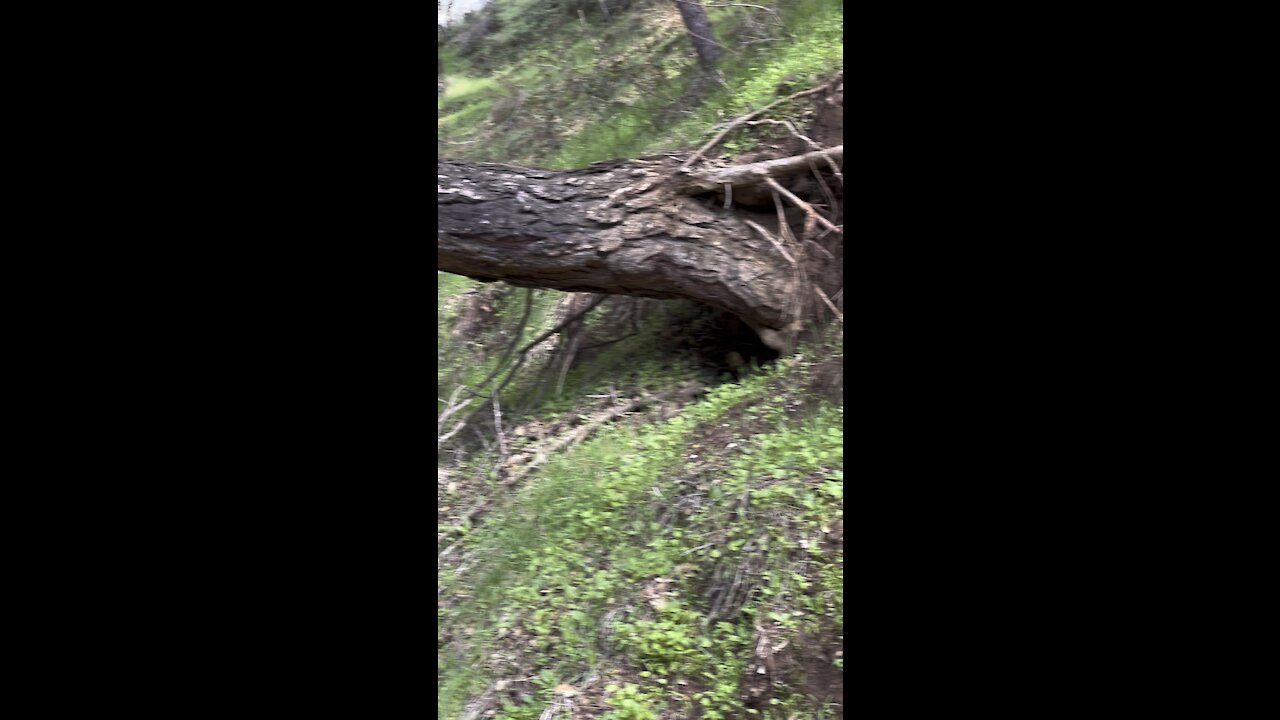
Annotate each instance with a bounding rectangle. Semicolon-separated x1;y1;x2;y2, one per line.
673;0;722;68
438;155;840;351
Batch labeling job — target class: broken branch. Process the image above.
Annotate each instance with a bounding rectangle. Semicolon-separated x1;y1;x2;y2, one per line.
761;176;841;235
678;79;836;171
677;146;843;193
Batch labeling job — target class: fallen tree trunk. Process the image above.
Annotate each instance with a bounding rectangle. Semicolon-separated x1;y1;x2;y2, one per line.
438;151;840;350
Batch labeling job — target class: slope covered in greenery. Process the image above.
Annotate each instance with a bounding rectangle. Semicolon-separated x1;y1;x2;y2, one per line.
439;3;843;718
439;0;843;167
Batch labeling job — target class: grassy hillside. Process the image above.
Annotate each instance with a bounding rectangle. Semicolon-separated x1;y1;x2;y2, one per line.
439;2;844;717
439;0;843;167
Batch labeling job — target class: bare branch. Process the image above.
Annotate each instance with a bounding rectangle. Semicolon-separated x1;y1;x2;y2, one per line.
744;220;796;267
677;146;843;193
677;79;836;172
809;159;840;219
463;289;535;398
745;118;843;182
493;394;508;459
457;294;608;433
438;385;471;428
806;240;835;261
814;286;843;322
438;417;469;446
438;384;474;448
761;176;841;235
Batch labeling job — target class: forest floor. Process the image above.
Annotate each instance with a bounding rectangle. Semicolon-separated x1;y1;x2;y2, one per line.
439;3;844;718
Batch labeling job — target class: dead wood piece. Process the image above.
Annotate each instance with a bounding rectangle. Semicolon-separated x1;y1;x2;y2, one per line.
678;79;837;171
761;176;841;235
677;146;843;193
814;286;843;322
743;220;796;267
745;119;844;182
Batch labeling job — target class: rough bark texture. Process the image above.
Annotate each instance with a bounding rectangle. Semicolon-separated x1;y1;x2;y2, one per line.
438;155;830;348
673;0;723;68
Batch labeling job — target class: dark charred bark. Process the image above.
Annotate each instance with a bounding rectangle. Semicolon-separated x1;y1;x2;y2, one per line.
673;0;723;68
438;155;838;351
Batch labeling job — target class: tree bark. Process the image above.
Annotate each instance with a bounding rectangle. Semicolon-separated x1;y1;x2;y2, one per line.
438;154;837;350
673;0;723;68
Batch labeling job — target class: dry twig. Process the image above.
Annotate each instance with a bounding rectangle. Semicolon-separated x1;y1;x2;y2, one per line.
678;146;843;193
678;80;836;172
438;385;474;447
761;176;841;235
492;394;508;459
457;294;607;434
814;286;844;322
744;118;843;182
743;220;796;267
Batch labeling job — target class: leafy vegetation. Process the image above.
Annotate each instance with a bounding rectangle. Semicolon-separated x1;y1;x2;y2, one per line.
439;0;843;167
439;350;844;718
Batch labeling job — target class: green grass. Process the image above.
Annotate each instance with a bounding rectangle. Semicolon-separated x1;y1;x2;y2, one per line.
437;282;566;417
441;0;842;168
439;101;493;129
438;353;844;719
548;1;843;167
441;74;498;105
642;2;844;159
